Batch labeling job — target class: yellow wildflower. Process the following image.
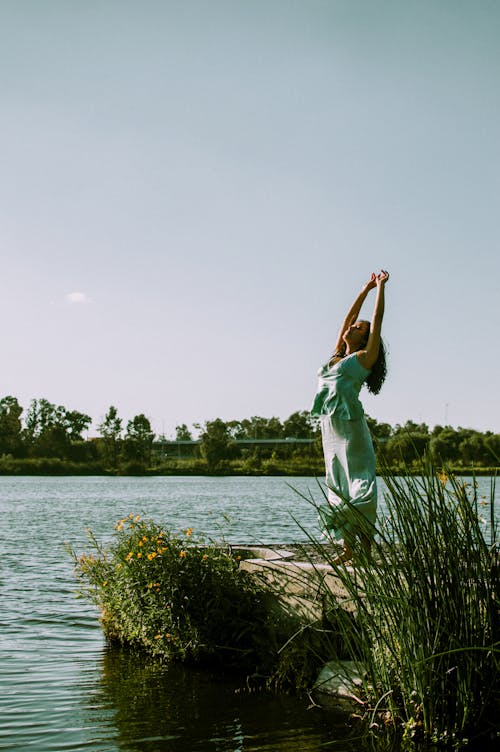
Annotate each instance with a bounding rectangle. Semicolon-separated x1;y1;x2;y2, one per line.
185;527;193;537
148;582;153;589
437;470;448;485
125;552;134;562
103;581;108;587
179;550;186;558
135;515;141;522
137;552;142;559
154;633;162;640
202;554;208;561
138;540;143;547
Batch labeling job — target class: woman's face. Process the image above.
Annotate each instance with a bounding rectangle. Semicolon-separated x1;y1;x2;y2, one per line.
343;320;370;350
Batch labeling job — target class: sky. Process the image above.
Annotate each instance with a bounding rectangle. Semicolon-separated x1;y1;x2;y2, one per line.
1;0;499;437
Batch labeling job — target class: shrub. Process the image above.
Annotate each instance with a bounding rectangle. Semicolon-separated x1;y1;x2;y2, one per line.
69;517;279;673
0;456;106;475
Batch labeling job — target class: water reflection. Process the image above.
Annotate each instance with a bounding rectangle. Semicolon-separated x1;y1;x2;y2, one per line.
95;647;348;752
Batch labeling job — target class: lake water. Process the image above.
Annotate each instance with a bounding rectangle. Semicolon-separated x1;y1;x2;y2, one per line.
0;475;497;751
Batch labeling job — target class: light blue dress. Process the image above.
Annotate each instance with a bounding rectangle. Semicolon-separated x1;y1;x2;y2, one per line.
311;353;377;541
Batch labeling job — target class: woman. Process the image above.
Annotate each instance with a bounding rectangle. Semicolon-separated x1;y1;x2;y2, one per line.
311;270;389;563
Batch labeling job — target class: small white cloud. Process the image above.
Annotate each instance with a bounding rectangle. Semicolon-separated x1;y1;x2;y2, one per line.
65;291;92;304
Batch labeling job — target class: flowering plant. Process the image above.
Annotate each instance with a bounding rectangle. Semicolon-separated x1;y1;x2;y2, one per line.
70;515;272;667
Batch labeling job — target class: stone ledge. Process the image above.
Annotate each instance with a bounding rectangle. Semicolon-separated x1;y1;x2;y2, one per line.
239;551;354;605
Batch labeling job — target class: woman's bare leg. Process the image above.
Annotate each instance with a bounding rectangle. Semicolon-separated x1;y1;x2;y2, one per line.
331;538;353;564
357;533;372;564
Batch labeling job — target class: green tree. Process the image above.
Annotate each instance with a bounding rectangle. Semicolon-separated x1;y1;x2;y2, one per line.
124;414;155;469
98;406;123;468
199;419;234;471
430;428;462;465
23;399;66;457
282;411;316;438
64;410;92;441
23;398;56;445
393;420;430;436
458;430;493;466
366;415;393;441
232;416;283;440
175;423;192;440
384;432;430;466
485;433;500;464
0;396;24;456
23;398;91;458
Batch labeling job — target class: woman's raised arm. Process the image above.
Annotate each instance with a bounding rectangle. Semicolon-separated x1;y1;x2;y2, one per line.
331;273;377;357
357;270;389;370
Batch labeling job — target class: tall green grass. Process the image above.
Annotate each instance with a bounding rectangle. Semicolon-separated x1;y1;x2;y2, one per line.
299;458;499;746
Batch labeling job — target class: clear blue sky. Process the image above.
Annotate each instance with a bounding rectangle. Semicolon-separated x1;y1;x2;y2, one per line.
2;0;499;436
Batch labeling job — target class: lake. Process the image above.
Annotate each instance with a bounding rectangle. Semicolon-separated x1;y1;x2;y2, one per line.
0;475;497;751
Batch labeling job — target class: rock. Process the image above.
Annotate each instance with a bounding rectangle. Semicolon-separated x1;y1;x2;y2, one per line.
314;659;365;709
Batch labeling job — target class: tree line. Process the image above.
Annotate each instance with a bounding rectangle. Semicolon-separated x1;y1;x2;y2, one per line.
0;397;155;474
0;395;498;475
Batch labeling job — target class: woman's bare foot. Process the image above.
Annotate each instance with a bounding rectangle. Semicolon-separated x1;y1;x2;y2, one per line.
331;544;353;565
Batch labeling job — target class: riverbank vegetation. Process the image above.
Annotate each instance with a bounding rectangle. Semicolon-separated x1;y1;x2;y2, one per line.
70;519;273;671
0;395;499;475
69;517;332;689
71;458;499;749
298;459;499;748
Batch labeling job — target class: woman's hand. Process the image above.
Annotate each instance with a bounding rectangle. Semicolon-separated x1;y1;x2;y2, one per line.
364;272;377;291
376;269;390;285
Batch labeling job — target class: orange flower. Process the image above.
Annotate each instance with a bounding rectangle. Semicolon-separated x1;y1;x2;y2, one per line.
179;550;186;558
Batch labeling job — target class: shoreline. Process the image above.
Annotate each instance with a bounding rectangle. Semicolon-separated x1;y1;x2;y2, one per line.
0;466;497;477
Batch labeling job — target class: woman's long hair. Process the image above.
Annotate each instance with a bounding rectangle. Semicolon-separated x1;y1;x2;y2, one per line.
365;338;387;394
358;320;387;395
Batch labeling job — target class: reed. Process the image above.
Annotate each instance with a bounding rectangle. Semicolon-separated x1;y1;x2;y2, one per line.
297;457;499;747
